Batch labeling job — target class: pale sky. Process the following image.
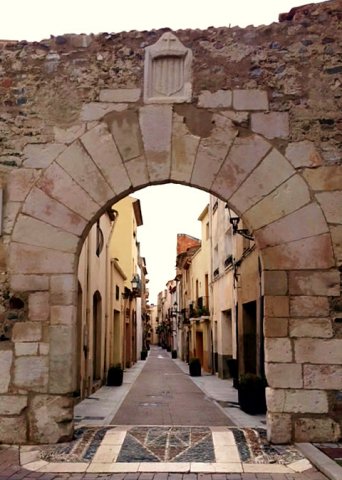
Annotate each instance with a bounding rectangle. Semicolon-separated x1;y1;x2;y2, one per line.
3;0;325;303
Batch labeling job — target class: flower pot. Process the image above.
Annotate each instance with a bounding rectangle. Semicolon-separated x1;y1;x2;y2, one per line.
141;350;147;360
171;350;177;359
107;365;123;386
189;358;201;376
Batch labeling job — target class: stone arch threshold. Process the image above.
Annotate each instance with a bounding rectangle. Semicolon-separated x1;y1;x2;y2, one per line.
5;100;340;445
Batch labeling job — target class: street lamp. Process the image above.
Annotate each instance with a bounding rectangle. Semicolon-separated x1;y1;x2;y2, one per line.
226;205;254;241
131;274;141;296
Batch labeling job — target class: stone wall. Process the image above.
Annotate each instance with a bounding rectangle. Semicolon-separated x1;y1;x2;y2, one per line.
0;0;341;444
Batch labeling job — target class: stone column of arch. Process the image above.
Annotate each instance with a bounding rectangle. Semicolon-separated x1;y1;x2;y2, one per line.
0;2;341;443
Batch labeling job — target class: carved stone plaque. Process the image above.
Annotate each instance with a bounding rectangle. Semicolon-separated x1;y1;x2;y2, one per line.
144;32;192;104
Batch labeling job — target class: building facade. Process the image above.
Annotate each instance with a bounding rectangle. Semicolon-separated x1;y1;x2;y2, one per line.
76;196;146;400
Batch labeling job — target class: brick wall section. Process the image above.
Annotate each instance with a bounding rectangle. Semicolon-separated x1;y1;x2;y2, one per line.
177;234;201;256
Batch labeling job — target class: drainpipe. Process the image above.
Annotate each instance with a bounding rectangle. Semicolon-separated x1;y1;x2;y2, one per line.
105;209;119;377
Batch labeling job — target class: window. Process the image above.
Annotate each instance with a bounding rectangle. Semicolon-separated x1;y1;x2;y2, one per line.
96;220;104;257
115;285;120;301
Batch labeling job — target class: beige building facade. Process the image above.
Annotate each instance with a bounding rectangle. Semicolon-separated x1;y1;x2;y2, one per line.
76;196;145;403
0;1;341;444
210;197;263;381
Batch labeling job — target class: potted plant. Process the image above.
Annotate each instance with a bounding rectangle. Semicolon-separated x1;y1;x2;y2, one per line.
107;364;124;386
238;373;267;414
189;357;201;376
141;349;147;360
171;349;177;359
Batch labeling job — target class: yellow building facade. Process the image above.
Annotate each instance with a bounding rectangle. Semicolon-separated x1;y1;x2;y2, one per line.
77;196;145;400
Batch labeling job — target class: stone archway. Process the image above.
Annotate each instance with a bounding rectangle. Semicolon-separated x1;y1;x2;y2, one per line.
0;0;341;445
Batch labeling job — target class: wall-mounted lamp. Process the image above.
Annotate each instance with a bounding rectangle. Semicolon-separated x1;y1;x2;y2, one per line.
226;205;254;241
131;274;141;296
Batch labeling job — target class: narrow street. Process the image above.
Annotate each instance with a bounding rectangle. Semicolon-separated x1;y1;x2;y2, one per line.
112;346;233;426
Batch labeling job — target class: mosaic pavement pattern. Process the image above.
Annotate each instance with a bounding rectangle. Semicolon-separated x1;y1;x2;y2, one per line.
37;426;305;465
117;427;214;463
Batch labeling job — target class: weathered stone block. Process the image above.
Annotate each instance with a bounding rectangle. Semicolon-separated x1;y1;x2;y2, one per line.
264;317;288;337
251;112;289;139
267;412;292;444
124;156;149;189
23;143;66;168
289;270;340;296
140;105;173;183
28;292;50;322
69;34;92;48
212;133;271;201
39;342;50;355
0;415;27;444
3;201;21;235
295;339;341;364
303;166;342;191
316;191;342;224
265;363;303;388
244;175;310;231
262;234;335;270
286;391;327;416
50;274;76;305
285;141;323;168
80;102;127;121
51;305;75;326
54;124;86;144
263;271;288;296
28;395;74;444
49;325;76;393
266;388;285;412
0;349;13;393
233;89;268;111
255;203;328;249
14;356;48;391
13;215;79;254
15;342;39;356
289;318;333;338
264;296;289;317
23;187;87;236
10;274;49;292
99;88;141;103
330;225;342;266
56;141;114;206
194;114;239;190
265;338;292;362
294;418;341;442
198;90;232;108
81;123;131;194
0;395;27;415
6;169;39;202
109;110;143;162
229;149;294;213
171;112;200;183
37;163;99;221
290;296;329;317
12;322;42;342
304;364;342;389
9;243;75;275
